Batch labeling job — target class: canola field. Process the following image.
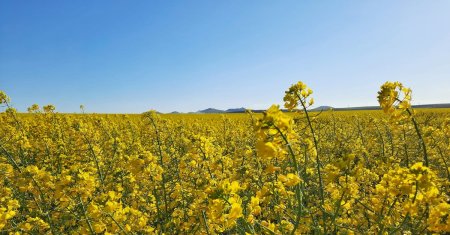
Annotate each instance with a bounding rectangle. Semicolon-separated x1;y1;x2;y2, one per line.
0;82;449;234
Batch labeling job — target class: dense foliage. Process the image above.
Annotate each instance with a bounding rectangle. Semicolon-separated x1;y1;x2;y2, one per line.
1;82;449;234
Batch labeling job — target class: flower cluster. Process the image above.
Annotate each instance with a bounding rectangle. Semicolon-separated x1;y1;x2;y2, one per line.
377;81;412;119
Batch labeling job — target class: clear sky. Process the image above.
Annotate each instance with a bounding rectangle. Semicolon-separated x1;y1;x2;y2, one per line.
1;1;449;113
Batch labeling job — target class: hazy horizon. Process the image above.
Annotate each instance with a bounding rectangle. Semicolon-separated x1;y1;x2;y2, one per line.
1;1;450;113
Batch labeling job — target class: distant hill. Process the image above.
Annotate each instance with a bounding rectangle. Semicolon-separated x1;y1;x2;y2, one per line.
195;107;261;114
316;103;450;111
196;108;225;114
412;103;450;109
326;106;380;111
310;106;334;111
176;103;450;114
226;107;247;113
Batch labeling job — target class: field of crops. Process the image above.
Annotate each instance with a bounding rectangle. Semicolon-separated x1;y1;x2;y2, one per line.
1;82;449;234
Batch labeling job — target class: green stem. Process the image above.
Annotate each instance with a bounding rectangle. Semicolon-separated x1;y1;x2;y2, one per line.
79;197;96;235
406;109;429;167
201;210;211;235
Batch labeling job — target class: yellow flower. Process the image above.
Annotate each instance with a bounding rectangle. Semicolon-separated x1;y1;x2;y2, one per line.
228;202;243;220
377;81;412;118
256;141;277;160
20;222;32;231
278;173;301;187
284;81;314;110
429;202;450;232
93;222;106;233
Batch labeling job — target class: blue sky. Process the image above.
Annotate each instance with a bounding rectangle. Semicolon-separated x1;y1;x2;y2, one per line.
1;1;449;113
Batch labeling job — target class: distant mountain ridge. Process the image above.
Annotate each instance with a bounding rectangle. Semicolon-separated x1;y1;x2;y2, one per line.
317;103;450;111
167;103;450;114
195;107;247;113
196;108;225;113
310;106;334;111
225;107;247;113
